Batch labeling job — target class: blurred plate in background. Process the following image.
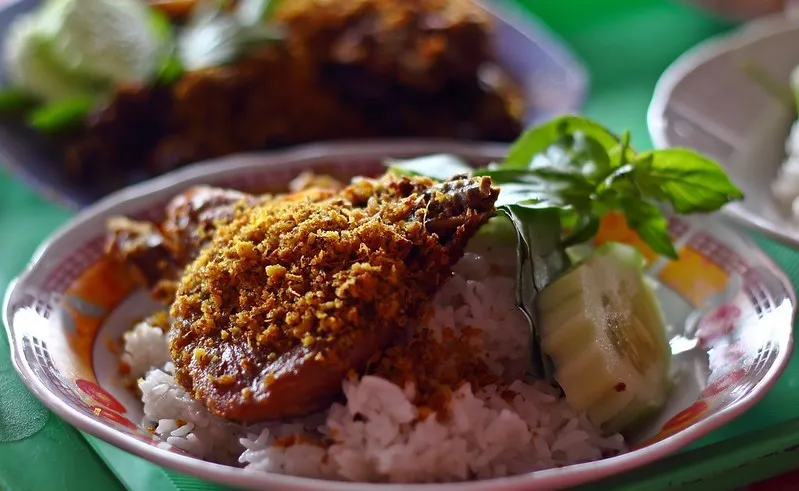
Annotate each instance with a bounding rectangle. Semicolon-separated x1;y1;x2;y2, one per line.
0;0;588;210
649;13;799;248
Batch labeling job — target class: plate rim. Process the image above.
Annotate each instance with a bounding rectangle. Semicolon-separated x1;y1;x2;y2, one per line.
647;12;799;249
3;140;796;490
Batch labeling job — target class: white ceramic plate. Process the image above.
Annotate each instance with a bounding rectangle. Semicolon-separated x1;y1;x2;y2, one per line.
3;141;795;490
649;13;799;248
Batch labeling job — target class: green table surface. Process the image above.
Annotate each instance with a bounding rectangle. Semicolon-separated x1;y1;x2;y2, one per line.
3;1;799;490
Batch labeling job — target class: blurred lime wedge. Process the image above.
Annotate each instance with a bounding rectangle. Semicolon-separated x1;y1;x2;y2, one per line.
44;0;161;84
3;12;99;102
3;0;164;104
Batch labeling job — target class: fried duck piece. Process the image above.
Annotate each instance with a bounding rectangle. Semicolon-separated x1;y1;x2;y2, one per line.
169;174;498;422
161;186;266;267
66;0;522;186
106;186;265;300
275;0;522;141
276;0;490;94
105;181;342;301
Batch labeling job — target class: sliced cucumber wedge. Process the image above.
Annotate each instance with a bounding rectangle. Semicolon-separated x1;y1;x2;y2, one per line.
3;12;100;103
45;0;161;84
535;242;671;435
3;0;164;105
470;214;518;247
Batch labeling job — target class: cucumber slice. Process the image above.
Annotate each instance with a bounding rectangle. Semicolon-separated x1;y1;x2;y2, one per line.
3;12;100;103
565;243;592;264
471;214;518;247
45;0;161;84
3;0;163;104
535;242;671;435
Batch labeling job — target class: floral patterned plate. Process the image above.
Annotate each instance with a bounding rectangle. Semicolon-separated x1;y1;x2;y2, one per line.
3;141;795;491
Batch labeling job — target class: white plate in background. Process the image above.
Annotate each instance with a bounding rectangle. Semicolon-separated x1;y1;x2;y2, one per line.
649;13;799;248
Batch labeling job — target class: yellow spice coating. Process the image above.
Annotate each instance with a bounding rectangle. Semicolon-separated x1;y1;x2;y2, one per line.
169;174;498;422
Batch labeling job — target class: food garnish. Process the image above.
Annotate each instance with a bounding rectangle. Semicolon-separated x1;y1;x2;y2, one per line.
389;115;743;403
1;0;166;131
536;242;671;435
176;0;283;72
390;115;744;259
0;0;282;132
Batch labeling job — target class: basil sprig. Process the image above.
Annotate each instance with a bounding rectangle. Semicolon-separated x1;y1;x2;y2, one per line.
177;0;283;72
392;116;743;259
387;115;744;379
491;116;742;258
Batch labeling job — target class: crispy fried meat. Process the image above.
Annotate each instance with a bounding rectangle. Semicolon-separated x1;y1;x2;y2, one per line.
66;0;523;185
168;174;498;422
105;183;342;301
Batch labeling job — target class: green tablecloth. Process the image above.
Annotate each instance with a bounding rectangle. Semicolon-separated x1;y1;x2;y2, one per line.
3;1;799;490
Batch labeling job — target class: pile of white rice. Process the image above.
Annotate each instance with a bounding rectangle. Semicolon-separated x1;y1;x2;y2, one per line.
121;242;626;483
772;66;799;219
772;120;799;218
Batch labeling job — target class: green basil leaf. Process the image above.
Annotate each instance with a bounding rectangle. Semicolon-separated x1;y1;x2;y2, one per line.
478;168;594;209
497;203;569;381
28;97;93;133
526;166;598;194
236;0;281;25
156;54;185;85
504;115;620;169
562;213;600;248
492;184;553;207
0;88;37;114
150;7;184;85
635;148;744;213
599;164;643;203
149;6;174;42
386;154;473;181
620;198;677;259
608;129;635;168
385;115;742;264
529;132;612;183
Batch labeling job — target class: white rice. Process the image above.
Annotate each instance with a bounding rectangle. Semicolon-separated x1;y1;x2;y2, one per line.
139;363;243;463
125;244;627;483
121;321;170;379
772;120;799;217
772;67;799;220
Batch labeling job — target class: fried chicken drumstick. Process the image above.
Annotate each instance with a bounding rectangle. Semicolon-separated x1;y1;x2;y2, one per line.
67;0;523;188
107;173;498;422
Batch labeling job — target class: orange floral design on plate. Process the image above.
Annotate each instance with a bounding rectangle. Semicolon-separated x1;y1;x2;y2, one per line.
595;213;728;307
659;247;728;307
701;368;747;399
90;406;138;431
63;258;138;369
594;213;659;264
76;379;127;414
638;400;710;448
